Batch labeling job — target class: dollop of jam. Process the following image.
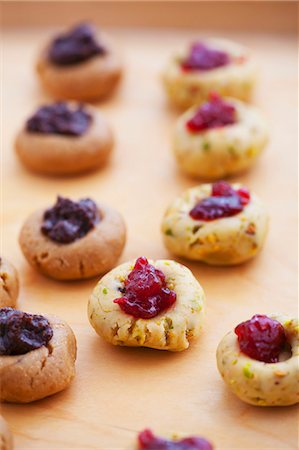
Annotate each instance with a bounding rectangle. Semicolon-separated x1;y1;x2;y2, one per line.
189;181;250;221
26;102;92;137
0;307;53;356
41;196;99;244
186;93;236;133
138;429;213;450
48;23;105;66
181;42;230;72
113;257;176;319
235;315;288;363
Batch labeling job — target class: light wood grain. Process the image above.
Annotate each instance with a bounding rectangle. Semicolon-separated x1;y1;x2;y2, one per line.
1;25;298;450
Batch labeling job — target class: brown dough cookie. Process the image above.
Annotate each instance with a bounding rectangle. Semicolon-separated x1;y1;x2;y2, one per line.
19;203;126;281
0;314;76;403
0;416;13;450
15;104;113;176
0;259;19;309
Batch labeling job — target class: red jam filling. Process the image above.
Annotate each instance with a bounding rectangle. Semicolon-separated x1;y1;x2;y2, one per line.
181;42;230;72
235;315;288;363
186;93;236;133
113;257;176;319
189;181;250;221
138;429;213;450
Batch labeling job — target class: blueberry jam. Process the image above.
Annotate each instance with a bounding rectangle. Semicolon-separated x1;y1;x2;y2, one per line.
181;42;230;72
48;23;105;66
26;102;92;137
235;315;288;363
138;429;213;450
186;93;236;133
113;257;176;319
41;196;99;244
0;307;53;356
189;181;250;221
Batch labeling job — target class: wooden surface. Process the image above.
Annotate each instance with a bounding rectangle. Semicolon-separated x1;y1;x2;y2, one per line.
1;26;298;450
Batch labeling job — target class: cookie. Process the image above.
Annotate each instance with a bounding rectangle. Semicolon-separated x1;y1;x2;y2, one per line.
19;196;126;281
0;416;13;450
15;102;113;176
135;429;213;450
36;23;122;101
0;308;76;403
88;257;205;352
0;258;19;308
161;181;269;266
163;38;256;109
173;93;268;179
216;314;299;406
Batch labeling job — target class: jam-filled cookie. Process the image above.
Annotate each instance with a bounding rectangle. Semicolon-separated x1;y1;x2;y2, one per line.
135;429;213;450
216;314;299;406
161;181;269;266
15;102;113;176
88;256;205;352
19;196;126;281
0;416;13;450
36;23;122;101
163;38;256;109
0;258;19;308
173;93;268;179
0;307;76;403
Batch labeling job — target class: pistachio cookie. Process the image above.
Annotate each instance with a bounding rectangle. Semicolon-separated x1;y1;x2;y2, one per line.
88;256;205;352
0;416;13;450
19;196;126;280
163;38;256;109
0;258;19;309
0;307;76;403
36;23;122;101
135;429;213;449
161;181;269;266
15;102;113;176
216;314;299;406
173;93;268;179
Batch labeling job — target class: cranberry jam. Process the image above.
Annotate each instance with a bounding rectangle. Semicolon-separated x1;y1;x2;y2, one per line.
186;93;236;133
0;307;53;356
41;196;99;244
181;42;230;72
235;315;288;363
189;181;250;221
138;429;213;450
48;23;105;66
114;257;176;319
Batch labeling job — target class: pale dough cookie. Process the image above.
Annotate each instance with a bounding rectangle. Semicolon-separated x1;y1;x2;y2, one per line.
163;38;256;109
19;203;126;281
173;98;268;179
88;259;205;352
216;315;299;406
15;104;113;176
161;183;269;265
0;416;13;450
0;259;19;309
0;314;76;403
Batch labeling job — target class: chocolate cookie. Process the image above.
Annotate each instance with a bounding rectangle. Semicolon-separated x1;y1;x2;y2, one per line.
0;258;19;308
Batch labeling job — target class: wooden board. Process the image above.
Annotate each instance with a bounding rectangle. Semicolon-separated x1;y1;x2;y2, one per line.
1;26;298;450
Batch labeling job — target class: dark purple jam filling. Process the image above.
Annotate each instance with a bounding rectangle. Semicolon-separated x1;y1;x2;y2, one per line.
26;102;92;137
0;307;53;356
189;181;250;221
113;257;176;319
48;23;105;66
41;196;99;244
186;93;236;133
138;429;213;450
181;42;230;72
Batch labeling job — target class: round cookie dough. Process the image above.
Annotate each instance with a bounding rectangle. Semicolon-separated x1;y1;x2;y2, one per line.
216;315;299;406
0;258;19;308
0;416;13;450
173;97;268;180
163;38;256;109
161;183;269;266
36;25;122;102
19;201;126;281
0;313;76;403
88;258;205;352
15;103;114;176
